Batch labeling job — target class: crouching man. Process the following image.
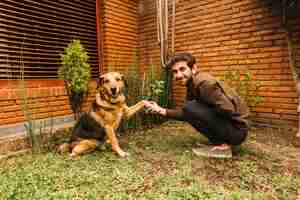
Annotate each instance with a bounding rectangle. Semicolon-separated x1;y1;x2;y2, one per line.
144;53;249;158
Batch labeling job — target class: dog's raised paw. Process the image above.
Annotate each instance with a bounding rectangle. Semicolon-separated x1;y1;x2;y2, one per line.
57;143;71;154
118;151;130;157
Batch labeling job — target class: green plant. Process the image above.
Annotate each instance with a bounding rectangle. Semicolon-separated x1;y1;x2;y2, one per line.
18;80;42;152
15;41;58;152
58;39;90;93
143;63;165;102
159;67;172;108
120;51;144;130
18;79;56;152
221;68;263;107
17;45;42;152
141;64;170;126
58;39;90;119
119;52;172;131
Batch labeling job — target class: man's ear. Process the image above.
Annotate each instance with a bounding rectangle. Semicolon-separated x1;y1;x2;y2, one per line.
192;64;198;75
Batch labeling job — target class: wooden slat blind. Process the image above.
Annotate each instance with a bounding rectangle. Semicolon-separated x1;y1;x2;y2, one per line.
0;0;99;79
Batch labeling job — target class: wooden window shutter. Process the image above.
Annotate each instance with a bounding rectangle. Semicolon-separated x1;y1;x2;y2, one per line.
0;0;99;79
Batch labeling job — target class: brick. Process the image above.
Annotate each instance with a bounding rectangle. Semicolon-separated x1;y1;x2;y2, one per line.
254;117;272;124
253;107;273;113
281;114;299;121
259;57;283;63
256;113;281;119
263;34;285;41
255;74;292;81
261;103;297;110
263;97;296;103
257;90;297;97
0;100;16;106
222;40;240;45
271;119;297;127
274;109;297;114
258;86;295;92
238;59;259;64
2;105;20;112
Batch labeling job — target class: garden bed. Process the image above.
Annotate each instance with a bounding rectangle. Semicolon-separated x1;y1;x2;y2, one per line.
0;121;299;199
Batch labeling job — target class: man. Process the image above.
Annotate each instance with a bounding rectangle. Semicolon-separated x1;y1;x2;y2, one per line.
144;52;249;158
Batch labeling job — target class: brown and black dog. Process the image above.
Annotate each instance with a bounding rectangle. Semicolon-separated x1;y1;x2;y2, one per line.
59;72;146;157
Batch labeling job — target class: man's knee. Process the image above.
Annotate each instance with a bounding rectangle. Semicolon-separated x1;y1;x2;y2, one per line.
182;100;198;117
182;100;210;120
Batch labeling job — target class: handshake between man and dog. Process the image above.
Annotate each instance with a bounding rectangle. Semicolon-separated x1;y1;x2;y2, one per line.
59;72;149;158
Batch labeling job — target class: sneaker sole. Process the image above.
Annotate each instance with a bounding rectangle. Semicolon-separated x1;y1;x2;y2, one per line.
192;148;232;159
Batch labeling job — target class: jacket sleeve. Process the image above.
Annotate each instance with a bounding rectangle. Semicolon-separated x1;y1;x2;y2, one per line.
197;80;238;118
165;108;185;121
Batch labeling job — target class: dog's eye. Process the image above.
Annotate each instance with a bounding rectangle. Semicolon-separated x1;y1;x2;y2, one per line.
116;78;121;81
104;79;110;84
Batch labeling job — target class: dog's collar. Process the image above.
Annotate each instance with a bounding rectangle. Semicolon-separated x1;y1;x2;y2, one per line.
96;94;125;109
109;93;125;103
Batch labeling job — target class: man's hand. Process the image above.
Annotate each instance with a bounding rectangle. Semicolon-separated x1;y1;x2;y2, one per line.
143;101;166;116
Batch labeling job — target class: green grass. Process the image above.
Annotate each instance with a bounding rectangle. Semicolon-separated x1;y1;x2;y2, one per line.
1;122;300;200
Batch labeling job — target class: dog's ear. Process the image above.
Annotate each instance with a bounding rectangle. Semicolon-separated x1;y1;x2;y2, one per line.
97;74;105;89
120;74;124;81
120;74;128;87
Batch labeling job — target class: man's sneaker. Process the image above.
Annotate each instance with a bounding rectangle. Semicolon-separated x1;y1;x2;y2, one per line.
195;142;211;148
192;146;232;158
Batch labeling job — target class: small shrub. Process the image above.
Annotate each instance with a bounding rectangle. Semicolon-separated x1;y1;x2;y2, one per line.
58;39;90;119
220;68;263;107
58;39;90;93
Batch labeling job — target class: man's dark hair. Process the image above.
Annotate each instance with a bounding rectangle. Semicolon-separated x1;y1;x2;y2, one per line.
166;52;196;69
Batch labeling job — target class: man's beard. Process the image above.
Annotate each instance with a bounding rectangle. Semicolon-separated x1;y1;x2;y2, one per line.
176;77;190;86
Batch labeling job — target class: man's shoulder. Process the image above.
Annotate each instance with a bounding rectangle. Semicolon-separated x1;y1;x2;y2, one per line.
193;72;218;85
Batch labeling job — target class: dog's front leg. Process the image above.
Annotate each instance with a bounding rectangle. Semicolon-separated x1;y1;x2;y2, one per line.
105;126;129;157
124;101;145;119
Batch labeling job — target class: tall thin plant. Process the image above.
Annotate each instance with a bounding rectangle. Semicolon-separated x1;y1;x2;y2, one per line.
18;48;42;152
18;82;43;152
123;51;143;129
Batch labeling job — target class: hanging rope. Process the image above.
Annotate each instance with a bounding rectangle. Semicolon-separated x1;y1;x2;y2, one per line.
156;0;174;108
164;0;168;64
171;0;176;56
156;0;168;67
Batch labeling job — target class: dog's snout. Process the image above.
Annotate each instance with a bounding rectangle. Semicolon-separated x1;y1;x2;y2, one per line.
111;87;117;94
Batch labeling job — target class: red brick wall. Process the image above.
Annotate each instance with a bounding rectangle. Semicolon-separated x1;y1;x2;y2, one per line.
1;0;300;128
102;0;139;73
139;0;300;127
138;0;161;72
0;80;97;126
